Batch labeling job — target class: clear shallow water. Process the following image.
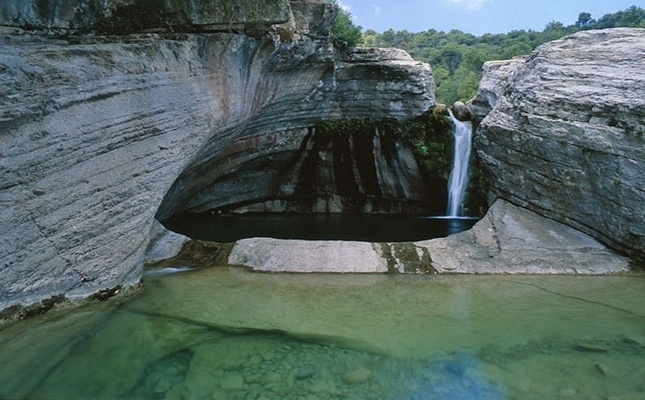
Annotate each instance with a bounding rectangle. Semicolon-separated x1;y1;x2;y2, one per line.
1;268;644;400
162;213;479;242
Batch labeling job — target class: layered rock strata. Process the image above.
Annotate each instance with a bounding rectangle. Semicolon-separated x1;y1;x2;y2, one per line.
0;1;434;312
471;28;645;256
0;0;293;32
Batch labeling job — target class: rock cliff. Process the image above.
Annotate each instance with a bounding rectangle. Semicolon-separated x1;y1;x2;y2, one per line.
0;0;293;32
0;1;434;314
158;126;430;217
471;28;645;256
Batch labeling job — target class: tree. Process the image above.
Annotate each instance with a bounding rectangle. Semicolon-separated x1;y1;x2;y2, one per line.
330;2;363;47
362;29;379;47
576;12;595;27
439;44;463;75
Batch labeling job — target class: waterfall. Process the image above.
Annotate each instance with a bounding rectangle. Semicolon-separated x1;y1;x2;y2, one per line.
446;110;473;217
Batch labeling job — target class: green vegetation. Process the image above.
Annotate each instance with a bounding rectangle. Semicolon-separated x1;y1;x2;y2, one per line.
361;6;645;105
330;1;364;47
322;5;644;215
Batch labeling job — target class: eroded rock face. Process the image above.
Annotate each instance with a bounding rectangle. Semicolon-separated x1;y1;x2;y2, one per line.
0;0;293;32
156;46;435;217
466;57;523;122
473;28;645;256
420;199;629;274
159;128;430;216
0;3;434;312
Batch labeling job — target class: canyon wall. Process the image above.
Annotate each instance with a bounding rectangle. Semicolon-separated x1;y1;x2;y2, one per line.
0;1;434;313
0;0;292;32
471;28;645;256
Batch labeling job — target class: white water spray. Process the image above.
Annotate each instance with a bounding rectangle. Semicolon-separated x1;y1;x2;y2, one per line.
446;110;473;217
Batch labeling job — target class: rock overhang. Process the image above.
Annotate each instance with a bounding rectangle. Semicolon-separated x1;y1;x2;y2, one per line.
0;1;435;316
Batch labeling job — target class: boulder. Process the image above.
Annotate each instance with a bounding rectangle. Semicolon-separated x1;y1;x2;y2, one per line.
451;101;472;121
142;221;190;265
466;57;523;122
473;28;645;256
228;238;389;273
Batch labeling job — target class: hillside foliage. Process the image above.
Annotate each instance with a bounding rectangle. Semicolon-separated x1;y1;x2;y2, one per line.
359;6;645;104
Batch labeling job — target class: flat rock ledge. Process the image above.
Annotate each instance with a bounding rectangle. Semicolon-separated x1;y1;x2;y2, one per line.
229;239;389;273
420;199;629;274
228;199;630;275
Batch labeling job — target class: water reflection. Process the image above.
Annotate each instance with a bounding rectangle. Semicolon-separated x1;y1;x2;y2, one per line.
163;213;479;242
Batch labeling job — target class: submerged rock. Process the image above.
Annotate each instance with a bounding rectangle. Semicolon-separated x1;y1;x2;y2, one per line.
576;343;609;353
594;362;618;378
294;365;318;380
219;372;245;391
125;348;194;399
341;366;372;384
409;352;506;400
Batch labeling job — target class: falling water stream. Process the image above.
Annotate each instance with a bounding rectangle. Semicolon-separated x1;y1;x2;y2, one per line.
446;110;473;217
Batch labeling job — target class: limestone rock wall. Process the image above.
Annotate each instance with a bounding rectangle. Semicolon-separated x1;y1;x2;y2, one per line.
155;45;434;219
0;0;293;32
473;28;645;256
166;130;429;215
0;6;433;312
156;47;435;218
1;34;230;311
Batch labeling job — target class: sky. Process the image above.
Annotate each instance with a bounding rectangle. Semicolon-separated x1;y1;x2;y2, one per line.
337;0;645;35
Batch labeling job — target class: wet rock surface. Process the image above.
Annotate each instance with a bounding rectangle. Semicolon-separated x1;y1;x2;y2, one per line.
419;199;630;274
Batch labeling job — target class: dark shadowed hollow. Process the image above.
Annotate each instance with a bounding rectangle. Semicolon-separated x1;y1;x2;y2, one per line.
162;213;479;243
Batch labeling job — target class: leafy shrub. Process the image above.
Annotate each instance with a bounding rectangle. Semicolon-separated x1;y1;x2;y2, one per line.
330;1;363;47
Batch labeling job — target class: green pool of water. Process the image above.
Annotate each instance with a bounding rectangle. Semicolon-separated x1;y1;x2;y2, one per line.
1;268;644;400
